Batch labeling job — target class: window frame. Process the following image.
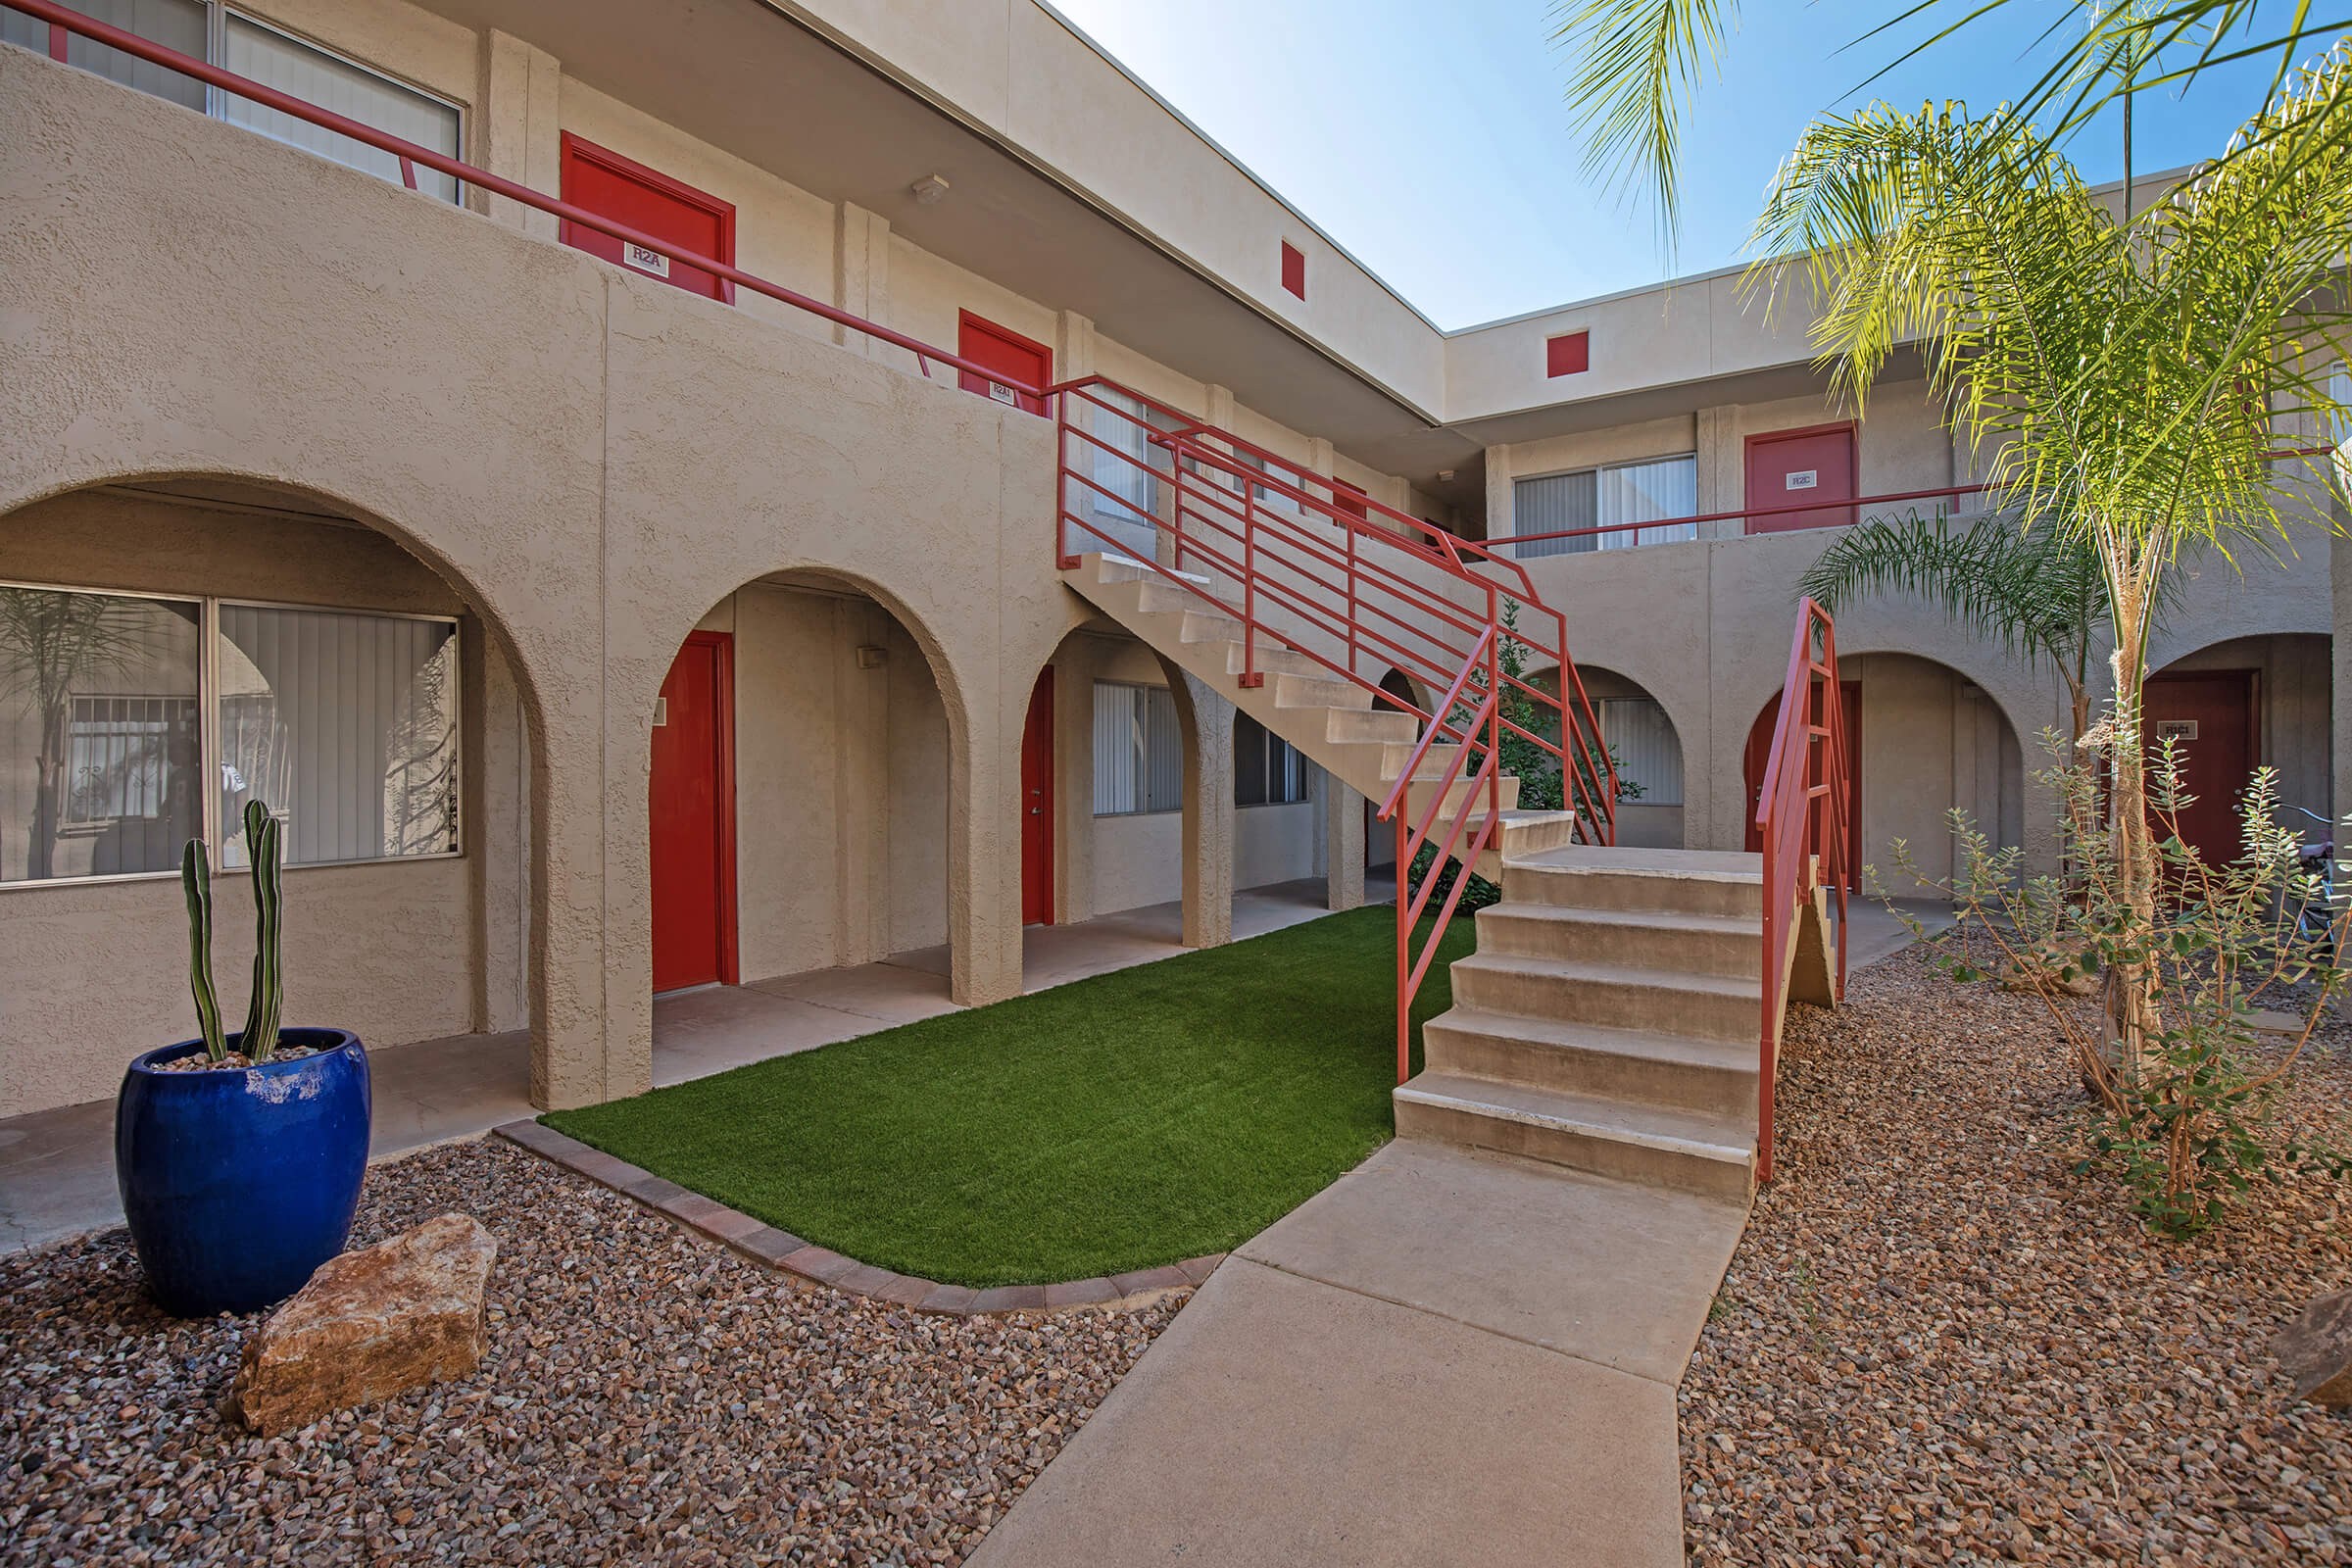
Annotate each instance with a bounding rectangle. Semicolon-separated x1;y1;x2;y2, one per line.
0;577;463;891
1233;710;1310;808
1512;451;1699;559
1091;679;1181;818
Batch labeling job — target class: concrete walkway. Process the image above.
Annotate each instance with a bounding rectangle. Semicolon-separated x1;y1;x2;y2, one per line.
0;878;1350;1254
969;1140;1747;1567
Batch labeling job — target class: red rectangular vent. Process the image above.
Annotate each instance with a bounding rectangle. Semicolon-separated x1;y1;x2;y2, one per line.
1281;240;1306;300
1546;331;1590;377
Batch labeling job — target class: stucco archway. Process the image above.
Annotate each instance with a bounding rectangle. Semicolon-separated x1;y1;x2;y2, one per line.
0;473;566;1119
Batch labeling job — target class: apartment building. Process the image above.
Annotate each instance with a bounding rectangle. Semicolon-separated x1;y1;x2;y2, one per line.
1;0;2333;1123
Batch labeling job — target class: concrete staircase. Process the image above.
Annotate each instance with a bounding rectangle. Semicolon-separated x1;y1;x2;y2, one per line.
1061;553;1580;878
1063;551;1795;1208
1396;847;1768;1202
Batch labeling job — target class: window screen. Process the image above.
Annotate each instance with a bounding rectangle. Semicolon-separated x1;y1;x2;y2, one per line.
2;0;208;110
218;604;459;865
1235;711;1308;807
0;588;202;884
221;15;461;203
1515;454;1697;557
1090;389;1158;558
1093;680;1180;814
1600;697;1683;807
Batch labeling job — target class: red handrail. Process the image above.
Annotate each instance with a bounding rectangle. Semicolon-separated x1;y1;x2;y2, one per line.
1752;599;1848;1184
11;0;1031;402
1508;481;1995;552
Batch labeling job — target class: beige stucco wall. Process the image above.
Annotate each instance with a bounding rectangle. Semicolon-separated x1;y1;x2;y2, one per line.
0;46;1083;1116
0;488;530;1116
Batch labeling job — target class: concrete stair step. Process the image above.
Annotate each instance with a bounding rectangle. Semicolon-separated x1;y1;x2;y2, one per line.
1506;846;1764;918
1403;772;1521;823
1421;1006;1758;1116
1272;671;1373;710
1325;709;1418;744
1448;952;1757;1042
1394;1071;1755;1200
1209;638;1330;679
1380;740;1468;782
1474;903;1762;979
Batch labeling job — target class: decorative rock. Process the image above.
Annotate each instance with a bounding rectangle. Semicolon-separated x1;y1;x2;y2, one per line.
231;1212;497;1435
2273;1290;2352;1405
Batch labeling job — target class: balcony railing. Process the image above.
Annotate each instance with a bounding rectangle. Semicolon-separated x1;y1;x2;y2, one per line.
1504;481;1996;557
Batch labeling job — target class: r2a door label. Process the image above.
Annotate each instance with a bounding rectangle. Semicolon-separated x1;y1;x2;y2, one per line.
624;242;672;279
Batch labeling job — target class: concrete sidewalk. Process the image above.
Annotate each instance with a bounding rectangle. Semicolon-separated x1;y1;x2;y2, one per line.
967;1141;1747;1568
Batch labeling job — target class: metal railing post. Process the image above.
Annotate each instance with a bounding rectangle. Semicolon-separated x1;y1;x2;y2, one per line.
1396;810;1410;1084
1240;475;1262;688
1346;515;1359;682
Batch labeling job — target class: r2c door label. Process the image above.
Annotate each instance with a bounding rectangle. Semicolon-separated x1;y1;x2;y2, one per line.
1785;469;1819;491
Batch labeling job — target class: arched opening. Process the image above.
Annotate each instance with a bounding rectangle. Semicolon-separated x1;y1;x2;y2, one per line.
1742;652;2025;893
1364;667;1427;876
1530;663;1689;849
646;571;957;1068
0;475;541;1121
2146;632;2331;866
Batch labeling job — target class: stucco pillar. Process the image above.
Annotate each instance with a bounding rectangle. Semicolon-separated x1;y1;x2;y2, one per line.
1174;668;1235;948
832;203;890;357
477;30;560;242
1056;311;1096;383
833;598;892;965
1323;768;1365;910
949;667;1026;1007
466;622;531;1035
530;696;641;1111
1694;408;1727;526
1053;636;1097;927
1484;445;1514;553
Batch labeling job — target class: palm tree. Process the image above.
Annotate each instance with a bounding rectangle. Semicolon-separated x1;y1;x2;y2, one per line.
1552;0;2341;239
1795;505;2137;748
1750;53;2352;1073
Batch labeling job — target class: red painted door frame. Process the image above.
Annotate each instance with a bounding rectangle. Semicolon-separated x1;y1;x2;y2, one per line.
1743;681;1862;889
1743;421;1859;534
558;132;738;304
957;311;1053;417
1020;666;1055;926
650;631;738;992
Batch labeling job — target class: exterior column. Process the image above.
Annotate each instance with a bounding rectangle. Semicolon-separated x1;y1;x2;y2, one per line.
1175;668;1235;948
949;668;1025;1006
531;692;641;1110
477;30;560;241
1323;768;1365;910
1484;444;1514;554
833;203;890;357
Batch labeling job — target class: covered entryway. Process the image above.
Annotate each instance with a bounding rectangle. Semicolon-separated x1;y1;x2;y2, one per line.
1742;682;1861;882
651;630;737;993
1022;665;1054;925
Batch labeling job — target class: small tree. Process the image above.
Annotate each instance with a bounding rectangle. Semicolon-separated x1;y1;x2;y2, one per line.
1754;58;2352;1078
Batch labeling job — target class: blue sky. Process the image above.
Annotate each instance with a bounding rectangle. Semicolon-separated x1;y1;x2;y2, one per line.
1049;0;2304;329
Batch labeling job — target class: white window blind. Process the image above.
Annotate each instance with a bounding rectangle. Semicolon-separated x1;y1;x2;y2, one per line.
1600;697;1683;807
221;14;461;203
1515;454;1697;557
2;0;207;109
1093;681;1180;815
218;605;459;865
1091;389;1158;558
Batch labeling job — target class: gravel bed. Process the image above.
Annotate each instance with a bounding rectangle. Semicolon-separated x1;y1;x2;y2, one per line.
1681;949;2352;1566
0;1137;1182;1566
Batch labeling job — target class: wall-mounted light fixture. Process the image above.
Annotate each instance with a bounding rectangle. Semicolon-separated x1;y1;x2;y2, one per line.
911;173;950;206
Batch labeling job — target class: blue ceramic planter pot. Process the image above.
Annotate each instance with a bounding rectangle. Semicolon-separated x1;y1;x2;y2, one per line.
115;1029;370;1317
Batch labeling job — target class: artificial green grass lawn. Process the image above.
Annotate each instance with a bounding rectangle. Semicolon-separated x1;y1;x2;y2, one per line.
544;906;1471;1288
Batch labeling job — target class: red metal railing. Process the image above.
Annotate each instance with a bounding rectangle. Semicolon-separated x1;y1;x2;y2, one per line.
1054;379;1619;1079
1752;599;1849;1184
1506;480;1996;554
9;0;1034;402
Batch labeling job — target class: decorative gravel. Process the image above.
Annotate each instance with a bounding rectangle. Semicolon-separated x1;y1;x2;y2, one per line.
0;1138;1181;1566
1681;950;2352;1566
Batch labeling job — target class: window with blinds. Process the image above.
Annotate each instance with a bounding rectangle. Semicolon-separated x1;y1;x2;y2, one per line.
1513;454;1698;558
5;3;462;203
1089;389;1158;558
218;604;460;865
1599;697;1683;806
1093;681;1181;815
1235;711;1309;807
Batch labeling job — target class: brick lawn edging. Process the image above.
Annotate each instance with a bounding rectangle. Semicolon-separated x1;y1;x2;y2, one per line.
493;1120;1222;1316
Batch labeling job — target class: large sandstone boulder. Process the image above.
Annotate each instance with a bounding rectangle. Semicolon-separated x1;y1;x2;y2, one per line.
2272;1290;2352;1407
231;1213;498;1435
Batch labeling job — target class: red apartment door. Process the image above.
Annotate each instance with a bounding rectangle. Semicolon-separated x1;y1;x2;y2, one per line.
1743;683;1862;888
651;632;737;992
1745;424;1857;533
2142;669;2257;867
560;133;736;302
958;312;1052;416
1020;668;1054;926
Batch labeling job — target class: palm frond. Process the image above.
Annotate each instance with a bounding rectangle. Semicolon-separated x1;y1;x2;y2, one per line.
1551;0;1735;237
1796;508;2103;672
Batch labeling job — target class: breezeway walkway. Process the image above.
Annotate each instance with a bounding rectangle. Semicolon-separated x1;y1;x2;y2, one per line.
0;878;1356;1254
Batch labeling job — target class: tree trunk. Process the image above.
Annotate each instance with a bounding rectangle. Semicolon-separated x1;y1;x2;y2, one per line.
2105;584;2163;1089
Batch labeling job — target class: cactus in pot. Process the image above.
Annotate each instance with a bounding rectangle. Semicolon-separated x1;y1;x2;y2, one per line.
178;800;287;1061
